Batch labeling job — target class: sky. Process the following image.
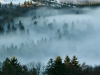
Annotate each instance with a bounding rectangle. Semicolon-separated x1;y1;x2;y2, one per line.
1;0;100;4
0;0;30;4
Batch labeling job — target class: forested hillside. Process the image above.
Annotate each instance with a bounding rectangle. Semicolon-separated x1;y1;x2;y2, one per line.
0;1;100;75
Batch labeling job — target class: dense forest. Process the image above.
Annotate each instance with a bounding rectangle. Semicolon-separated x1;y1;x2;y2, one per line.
0;1;100;75
0;56;100;75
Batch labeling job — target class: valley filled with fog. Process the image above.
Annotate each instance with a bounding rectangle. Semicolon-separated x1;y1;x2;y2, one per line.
0;7;100;66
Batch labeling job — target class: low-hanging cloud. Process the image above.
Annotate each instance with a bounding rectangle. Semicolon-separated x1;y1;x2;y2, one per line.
0;7;100;66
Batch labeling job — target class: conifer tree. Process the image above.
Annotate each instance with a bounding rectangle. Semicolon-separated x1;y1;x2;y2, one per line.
28;1;30;5
0;2;1;8
9;1;13;7
64;55;70;66
46;56;66;75
10;56;22;75
24;1;30;6
2;57;23;75
7;22;10;29
24;1;27;6
45;58;54;75
10;18;14;24
19;20;25;31
19;20;23;27
70;55;81;75
0;25;4;34
2;58;11;75
7;22;11;33
53;56;66;75
71;55;79;67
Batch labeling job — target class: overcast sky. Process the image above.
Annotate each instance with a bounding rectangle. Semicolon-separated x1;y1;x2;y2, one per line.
0;0;100;4
0;0;30;4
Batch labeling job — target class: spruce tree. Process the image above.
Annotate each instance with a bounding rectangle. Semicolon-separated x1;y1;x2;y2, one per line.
9;1;13;8
19;20;25;31
10;18;14;24
7;22;11;33
46;56;66;75
71;55;79;67
10;56;22;75
2;57;23;75
64;55;70;66
24;1;27;6
64;55;71;75
54;56;67;75
70;55;81;75
46;58;54;75
2;58;11;75
0;25;4;34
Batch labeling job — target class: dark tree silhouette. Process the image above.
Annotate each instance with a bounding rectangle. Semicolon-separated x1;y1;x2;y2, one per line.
2;57;23;75
19;20;25;33
6;22;11;34
0;25;4;34
46;56;66;75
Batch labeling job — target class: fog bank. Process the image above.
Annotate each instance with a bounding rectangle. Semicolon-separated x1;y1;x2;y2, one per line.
0;7;100;66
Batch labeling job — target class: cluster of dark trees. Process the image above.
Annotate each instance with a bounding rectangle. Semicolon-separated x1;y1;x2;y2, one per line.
0;55;100;75
24;0;33;6
0;57;42;75
45;55;100;75
0;2;35;25
0;20;25;35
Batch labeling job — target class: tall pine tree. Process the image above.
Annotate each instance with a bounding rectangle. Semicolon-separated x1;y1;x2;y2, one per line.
2;57;23;75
